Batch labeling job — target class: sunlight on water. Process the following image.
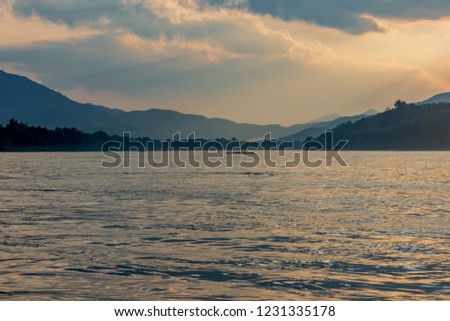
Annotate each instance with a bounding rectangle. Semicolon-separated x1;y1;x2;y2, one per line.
0;152;449;300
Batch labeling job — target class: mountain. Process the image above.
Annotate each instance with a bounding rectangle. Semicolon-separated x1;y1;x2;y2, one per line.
417;92;450;105
361;109;380;116
0;70;132;134
308;113;341;123
0;70;316;140
313;102;450;150
0;70;379;140
280;114;374;142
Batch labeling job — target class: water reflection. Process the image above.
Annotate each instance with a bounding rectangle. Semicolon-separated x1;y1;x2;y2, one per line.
0;152;449;300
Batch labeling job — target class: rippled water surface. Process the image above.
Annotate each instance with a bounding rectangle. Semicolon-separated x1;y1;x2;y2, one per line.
0;152;449;300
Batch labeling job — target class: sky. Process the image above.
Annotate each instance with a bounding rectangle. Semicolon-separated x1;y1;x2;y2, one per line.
1;0;450;125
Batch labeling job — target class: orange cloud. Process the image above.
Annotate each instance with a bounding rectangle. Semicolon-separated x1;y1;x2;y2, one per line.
118;32;249;63
0;0;99;48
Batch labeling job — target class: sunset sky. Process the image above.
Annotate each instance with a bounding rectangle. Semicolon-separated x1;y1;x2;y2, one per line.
1;0;450;125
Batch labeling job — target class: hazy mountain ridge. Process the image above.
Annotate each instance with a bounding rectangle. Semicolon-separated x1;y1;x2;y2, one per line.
280;114;376;142
0;70;133;135
417;92;450;105
313;102;450;150
1;70;377;140
0;70;305;139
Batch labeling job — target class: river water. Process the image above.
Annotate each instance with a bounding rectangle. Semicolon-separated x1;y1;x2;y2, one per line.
0;152;449;300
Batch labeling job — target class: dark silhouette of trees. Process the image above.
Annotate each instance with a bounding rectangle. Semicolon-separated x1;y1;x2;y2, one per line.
394;100;407;109
0;119;107;151
0;119;262;151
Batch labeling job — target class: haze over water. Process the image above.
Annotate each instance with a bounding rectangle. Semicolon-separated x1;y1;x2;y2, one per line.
0;152;449;300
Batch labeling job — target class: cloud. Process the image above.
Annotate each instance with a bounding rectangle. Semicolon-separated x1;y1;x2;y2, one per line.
205;0;450;34
12;0;450;35
8;0;335;63
119;32;248;63
0;0;99;47
2;0;450;124
0;33;254;97
12;0;128;26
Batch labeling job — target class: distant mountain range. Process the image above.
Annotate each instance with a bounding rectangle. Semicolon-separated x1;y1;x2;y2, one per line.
281;110;378;142
417;92;450;105
1;69;449;150
314;101;450;150
308;113;342;123
0;70;376;140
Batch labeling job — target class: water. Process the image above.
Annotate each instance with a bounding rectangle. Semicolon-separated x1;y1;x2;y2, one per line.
0;151;449;300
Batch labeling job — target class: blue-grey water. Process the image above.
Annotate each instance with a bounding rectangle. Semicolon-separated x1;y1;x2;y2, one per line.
0;152;449;300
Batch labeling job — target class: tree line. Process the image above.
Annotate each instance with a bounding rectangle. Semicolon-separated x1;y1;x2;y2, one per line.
0;119;114;151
